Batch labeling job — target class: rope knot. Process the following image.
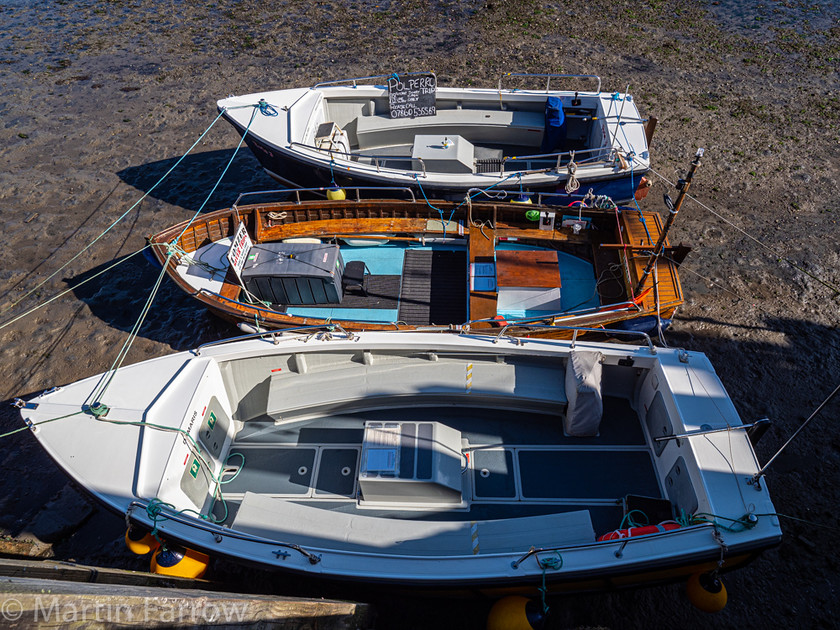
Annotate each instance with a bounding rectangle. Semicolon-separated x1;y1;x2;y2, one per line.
565;152;580;194
537;553;564;571
257;99;278;117
87;402;110;418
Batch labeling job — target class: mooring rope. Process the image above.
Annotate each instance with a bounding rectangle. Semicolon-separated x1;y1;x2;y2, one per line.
649;166;840;297
0;109;230;319
88;105;261;405
172;106;260;244
0;245;151;332
537;551;564;617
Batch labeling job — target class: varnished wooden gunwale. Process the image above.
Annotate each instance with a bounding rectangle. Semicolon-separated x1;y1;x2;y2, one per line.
148;199;686;338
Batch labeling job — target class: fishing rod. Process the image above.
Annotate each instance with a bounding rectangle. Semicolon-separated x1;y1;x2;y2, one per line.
634;148;703;295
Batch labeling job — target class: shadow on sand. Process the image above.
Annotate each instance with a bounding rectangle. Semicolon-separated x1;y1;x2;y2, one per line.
117;148;278;212
64;252;235;350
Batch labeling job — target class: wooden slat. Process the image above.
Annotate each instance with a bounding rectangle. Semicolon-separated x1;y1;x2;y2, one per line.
219;268;241;301
493;226;590;244
468;227;497;323
260;217;434;241
619;212;683;310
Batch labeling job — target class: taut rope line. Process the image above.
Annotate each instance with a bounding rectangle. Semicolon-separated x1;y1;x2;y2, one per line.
649;167;840;297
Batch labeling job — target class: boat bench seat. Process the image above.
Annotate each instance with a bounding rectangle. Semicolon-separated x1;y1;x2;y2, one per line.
232;491;596;555
265;360;567;419
355;109;545;150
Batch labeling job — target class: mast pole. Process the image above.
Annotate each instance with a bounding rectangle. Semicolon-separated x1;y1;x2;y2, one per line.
634;148;703;295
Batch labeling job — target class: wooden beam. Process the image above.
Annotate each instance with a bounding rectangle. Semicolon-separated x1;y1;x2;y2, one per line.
0;576;372;629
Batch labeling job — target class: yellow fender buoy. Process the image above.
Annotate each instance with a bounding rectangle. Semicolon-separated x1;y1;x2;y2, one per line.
486;595;545;630
510;193;532;204
151;543;210;579
686;571;728;613
125;526;159;555
326;187;346;200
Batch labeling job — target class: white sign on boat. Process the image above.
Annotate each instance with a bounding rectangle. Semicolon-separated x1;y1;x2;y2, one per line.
227;222;253;280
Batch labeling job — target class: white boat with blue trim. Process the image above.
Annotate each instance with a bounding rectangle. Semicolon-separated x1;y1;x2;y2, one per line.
17;327;781;593
217;72;654;203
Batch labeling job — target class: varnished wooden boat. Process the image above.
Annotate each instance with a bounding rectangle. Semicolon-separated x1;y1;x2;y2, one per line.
147;189;688;338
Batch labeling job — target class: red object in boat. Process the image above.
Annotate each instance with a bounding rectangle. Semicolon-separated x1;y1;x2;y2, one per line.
598;522;681;541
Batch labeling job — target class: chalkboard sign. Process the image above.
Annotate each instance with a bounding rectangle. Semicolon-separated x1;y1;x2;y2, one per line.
387;73;436;119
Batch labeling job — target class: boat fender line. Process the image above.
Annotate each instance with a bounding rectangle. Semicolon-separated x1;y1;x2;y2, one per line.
536;553;563;621
635;175;652;201
686;571;728;613
487;595;545;630
597;521;681;541
125;525;159;556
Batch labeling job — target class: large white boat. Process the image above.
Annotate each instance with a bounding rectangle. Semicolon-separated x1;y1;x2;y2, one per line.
17;327;781;593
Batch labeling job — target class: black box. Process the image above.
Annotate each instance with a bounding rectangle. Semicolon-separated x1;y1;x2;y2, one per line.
241;242;344;305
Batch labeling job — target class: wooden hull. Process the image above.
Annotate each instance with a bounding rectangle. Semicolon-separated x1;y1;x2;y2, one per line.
148;197;686;339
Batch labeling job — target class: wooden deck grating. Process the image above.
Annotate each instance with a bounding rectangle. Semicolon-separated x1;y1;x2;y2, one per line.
619;212;683;309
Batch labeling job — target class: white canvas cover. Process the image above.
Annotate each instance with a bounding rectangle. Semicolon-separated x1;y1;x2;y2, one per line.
564;350;603;436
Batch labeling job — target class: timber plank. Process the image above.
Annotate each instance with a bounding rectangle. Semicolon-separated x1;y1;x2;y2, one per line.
468;227;497;323
0;576;371;629
496;251;560;288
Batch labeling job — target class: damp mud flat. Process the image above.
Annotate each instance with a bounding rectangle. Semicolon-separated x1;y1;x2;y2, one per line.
0;1;839;628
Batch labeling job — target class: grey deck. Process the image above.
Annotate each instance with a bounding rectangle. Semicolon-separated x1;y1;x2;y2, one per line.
337;275;401;309
216;396;658;536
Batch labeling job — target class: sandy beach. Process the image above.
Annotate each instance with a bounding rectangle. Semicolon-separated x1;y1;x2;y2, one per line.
1;0;839;627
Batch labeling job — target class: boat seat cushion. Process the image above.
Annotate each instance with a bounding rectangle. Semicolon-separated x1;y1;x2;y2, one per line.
232;492;595;555
266;359;567;419
564;350;604;436
355;108;545;150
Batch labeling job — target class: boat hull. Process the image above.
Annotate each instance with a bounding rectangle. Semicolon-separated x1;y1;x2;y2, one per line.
124;505;775;596
236;123;649;204
218;77;652;204
147;198;685;339
18;332;781;594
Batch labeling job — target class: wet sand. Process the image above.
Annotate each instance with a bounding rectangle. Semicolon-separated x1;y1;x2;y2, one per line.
1;1;839;627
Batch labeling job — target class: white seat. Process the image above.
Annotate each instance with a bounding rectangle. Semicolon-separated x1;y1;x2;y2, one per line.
355;108;545;150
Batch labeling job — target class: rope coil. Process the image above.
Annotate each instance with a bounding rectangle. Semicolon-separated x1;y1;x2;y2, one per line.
565;152;580;194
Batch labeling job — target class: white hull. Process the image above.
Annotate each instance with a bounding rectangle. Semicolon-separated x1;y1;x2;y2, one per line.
19;329;780;590
218;75;651;200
